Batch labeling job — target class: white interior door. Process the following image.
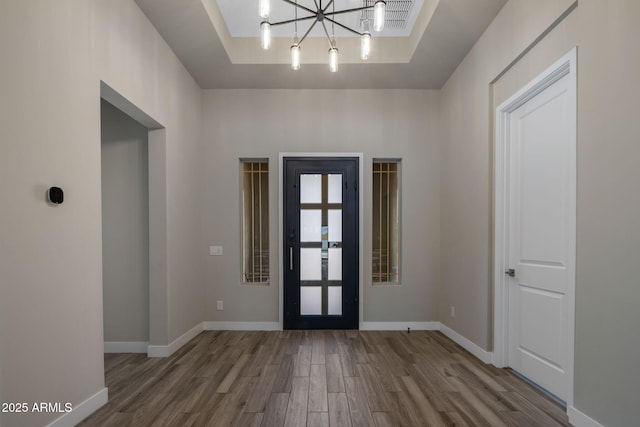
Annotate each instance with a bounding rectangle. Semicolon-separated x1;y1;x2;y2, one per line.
504;60;576;402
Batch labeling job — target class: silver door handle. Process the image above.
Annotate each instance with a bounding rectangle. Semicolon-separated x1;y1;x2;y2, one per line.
290;247;293;271
505;269;515;277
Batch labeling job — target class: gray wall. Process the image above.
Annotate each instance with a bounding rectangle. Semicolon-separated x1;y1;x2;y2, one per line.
101;100;149;343
2;0;639;426
0;1;204;426
440;1;640;426
202;89;441;323
439;0;577;350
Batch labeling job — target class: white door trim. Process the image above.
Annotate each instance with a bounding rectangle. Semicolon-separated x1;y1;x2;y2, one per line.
278;153;364;330
493;48;577;406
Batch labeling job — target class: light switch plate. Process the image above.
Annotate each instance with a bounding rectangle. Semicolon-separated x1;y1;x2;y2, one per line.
209;246;223;256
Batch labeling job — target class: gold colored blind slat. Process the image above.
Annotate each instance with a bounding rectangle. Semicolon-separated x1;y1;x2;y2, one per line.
372;161;399;284
242;161;269;284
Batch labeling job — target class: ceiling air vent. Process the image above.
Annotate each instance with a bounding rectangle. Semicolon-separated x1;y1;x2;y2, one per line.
360;0;416;30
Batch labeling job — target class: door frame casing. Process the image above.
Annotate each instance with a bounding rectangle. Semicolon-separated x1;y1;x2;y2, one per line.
492;48;576;406
279;153;364;330
100;82;169;354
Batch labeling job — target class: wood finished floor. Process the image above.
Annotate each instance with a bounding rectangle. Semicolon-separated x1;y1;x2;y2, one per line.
80;330;570;427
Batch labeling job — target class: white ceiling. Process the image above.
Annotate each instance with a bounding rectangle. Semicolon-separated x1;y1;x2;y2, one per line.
134;0;507;89
217;0;424;37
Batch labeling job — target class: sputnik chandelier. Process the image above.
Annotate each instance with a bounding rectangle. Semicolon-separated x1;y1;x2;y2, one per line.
259;0;387;72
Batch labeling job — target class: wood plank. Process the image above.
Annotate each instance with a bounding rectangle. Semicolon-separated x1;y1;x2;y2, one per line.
339;352;358;377
356;363;391;412
324;331;339;354
385;336;415;363
311;331;326;364
447;376;509;427
306;412;329;427
344;376;376;427
190;392;226;425
447;391;496;427
451;353;508;392
80;331;571;427
386;390;427;427
350;336;371;364
372;412;398;427
498;391;566;427
243;363;279;413
375;342;409;378
233;412;264;427
404;363;455;412
260;393;289;427
501;375;569;424
243;341;272;377
216;353;251;393
272;354;295;393
400;376;447;427
367;353;404;393
325;353;345;393
439;411;474;427
207;376;256;427
284;376;309;427
328;393;352;427
308;364;328;412
293;345;312;377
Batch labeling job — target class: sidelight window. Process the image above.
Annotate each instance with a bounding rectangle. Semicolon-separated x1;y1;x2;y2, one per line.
372;161;400;283
242;160;269;284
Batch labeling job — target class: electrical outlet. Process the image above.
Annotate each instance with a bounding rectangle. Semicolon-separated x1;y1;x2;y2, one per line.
217;300;223;311
209;246;223;256
450;306;456;318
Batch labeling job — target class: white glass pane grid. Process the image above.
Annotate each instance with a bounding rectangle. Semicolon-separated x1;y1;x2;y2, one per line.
328;287;342;315
328;209;342;242
328;248;342;281
300;174;322;203
328;174;342;203
299;173;344;317
300;248;322;281
301;287;322;315
300;210;322;242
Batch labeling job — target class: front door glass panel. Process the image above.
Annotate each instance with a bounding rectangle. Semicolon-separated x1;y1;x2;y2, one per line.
284;158;358;329
299;173;343;317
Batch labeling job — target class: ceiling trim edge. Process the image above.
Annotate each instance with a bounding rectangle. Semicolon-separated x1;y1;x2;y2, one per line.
201;0;439;64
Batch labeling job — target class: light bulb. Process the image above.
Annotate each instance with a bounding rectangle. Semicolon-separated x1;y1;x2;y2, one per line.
291;44;301;70
329;47;339;73
261;21;271;50
374;1;386;32
361;32;371;60
259;0;270;19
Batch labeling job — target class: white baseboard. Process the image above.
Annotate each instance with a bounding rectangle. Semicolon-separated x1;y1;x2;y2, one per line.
203;321;281;331
147;322;204;358
146;345;169;357
143;320;492;372
438;323;493;364
568;406;605;427
359;321;439;331
46;387;108;427
146;321;281;357
104;341;148;353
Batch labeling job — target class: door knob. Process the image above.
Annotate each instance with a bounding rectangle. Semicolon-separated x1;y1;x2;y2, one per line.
505;269;515;277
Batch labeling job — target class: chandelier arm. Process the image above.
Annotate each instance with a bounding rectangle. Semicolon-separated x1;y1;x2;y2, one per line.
324;17;364;36
297;19;318;45
322;0;334;13
280;0;317;16
320;21;334;48
269;15;317;27
324;5;375;16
